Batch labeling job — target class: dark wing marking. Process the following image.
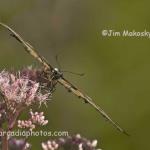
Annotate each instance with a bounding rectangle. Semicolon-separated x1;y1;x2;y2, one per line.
58;78;129;136
0;22;53;72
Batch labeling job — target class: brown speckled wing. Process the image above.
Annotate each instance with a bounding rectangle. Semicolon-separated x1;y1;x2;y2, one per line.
58;77;129;135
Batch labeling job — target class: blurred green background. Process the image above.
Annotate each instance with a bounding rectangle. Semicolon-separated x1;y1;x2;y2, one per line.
0;0;150;149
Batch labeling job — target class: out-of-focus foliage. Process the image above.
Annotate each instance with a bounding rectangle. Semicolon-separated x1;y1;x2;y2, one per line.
0;0;150;149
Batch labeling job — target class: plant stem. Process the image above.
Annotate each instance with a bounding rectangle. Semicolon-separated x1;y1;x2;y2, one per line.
1;131;8;150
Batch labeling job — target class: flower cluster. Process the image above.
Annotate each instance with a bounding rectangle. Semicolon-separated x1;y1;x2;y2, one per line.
18;110;48;130
0;69;51;147
0;70;51;113
41;134;101;150
30;110;48;126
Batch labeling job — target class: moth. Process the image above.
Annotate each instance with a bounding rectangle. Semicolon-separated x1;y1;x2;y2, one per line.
0;22;129;135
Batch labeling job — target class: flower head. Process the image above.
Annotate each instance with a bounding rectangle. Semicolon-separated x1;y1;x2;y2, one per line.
18;110;48;130
0;70;51;112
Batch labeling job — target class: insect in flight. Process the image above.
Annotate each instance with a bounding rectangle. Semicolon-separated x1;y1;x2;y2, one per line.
0;22;129;136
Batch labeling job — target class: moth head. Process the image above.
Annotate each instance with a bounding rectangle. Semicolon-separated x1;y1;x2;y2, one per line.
52;68;63;79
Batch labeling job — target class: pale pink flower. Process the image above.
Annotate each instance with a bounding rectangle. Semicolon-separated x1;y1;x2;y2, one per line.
0;71;51;111
18;110;48;130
